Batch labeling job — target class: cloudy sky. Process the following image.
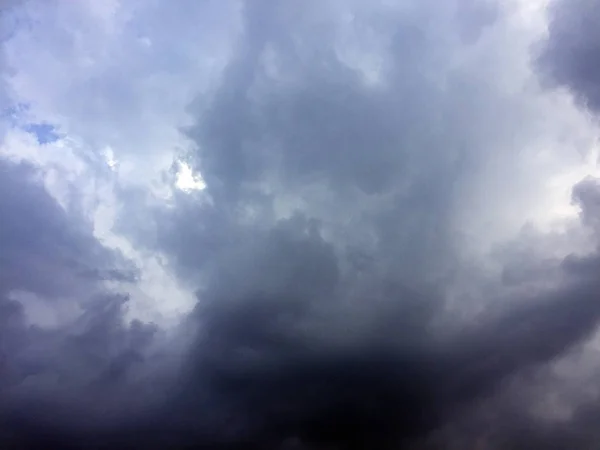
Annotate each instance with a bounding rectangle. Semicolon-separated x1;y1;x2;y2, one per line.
3;0;600;448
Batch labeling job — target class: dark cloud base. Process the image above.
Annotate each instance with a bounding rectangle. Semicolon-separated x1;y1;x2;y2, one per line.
3;223;600;450
539;0;600;114
4;0;600;448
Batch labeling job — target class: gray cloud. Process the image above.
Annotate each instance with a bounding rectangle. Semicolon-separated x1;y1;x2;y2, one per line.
162;0;527;288
6;0;600;448
0;161;135;297
119;0;600;448
539;0;600;113
0;159;170;447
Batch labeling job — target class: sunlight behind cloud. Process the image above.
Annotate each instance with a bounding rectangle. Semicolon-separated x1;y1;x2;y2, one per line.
103;146;118;171
175;160;205;192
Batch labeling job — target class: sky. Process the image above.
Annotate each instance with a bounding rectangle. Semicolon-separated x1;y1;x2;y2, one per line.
3;0;600;448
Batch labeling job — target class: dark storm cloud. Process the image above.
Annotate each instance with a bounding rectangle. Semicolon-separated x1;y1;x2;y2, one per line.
529;4;600;436
0;161;135;298
148;218;600;449
0;159;165;447
0;159;138;389
539;0;600;112
7;0;600;449
49;222;600;449
122;0;600;448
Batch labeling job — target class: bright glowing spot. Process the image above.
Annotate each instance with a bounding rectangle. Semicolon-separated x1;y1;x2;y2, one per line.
175;161;206;192
103;146;118;170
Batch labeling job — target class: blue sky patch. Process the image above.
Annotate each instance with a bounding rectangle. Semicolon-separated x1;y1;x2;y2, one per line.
1;103;61;144
24;122;61;144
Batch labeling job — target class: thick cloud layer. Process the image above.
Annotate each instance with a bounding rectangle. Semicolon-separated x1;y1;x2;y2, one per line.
540;0;600;113
0;160;170;447
3;0;600;448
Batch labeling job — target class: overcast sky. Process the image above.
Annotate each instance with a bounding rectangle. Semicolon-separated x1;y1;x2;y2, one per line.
3;0;600;448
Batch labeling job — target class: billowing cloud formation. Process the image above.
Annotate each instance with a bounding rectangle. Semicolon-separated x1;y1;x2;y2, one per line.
0;162;168;446
4;0;600;448
540;0;600;113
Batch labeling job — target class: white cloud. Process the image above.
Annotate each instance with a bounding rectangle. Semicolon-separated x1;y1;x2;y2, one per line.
3;0;240;185
0;0;242;326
